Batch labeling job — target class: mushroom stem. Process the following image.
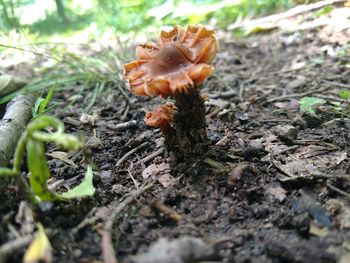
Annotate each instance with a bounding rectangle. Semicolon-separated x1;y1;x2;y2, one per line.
159;123;173;135
166;87;208;161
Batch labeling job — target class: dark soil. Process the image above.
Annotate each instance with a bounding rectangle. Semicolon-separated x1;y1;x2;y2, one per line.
2;28;350;263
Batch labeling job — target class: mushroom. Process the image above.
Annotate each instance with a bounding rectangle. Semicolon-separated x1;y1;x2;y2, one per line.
144;102;175;134
123;25;219;161
123;25;218;98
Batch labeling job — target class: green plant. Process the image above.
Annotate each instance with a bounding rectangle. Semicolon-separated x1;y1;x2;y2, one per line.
331;90;350;117
32;82;57;117
0;115;95;204
299;96;326;116
0;44;127;108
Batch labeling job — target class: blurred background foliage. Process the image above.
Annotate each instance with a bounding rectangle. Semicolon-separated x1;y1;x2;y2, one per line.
0;0;300;41
0;0;314;106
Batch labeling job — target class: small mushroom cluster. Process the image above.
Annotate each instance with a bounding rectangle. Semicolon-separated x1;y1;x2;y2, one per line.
123;25;219;161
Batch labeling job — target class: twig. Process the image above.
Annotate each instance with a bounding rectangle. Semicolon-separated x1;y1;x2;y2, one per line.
106;120;137;130
136;148;164;165
314;94;346;102
271;145;299;156
101;182;155;263
209;90;236;99
322;80;350;89
0;44;59;61
326;183;350;199
261;119;292;123
127;168;139;189
239;82;245;102
115;142;149;167
323;118;349;126
266;86;328;103
0;229;54;258
280;173;350;184
0;234;34;257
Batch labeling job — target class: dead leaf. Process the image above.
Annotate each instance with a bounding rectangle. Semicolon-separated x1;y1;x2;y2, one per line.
267;185;287;202
85;136;103;149
309;223;328;237
46;151;78;169
274;99;300;110
23;224;52;263
142;163;170;179
80;112;100;125
205;98;230;109
272;145;347;178
158;173;174;188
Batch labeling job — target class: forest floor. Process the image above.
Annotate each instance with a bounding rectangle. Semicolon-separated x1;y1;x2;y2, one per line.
2;15;350;263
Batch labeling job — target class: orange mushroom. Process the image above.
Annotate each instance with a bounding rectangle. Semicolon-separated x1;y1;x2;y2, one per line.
144;102;175;134
123;25;219;99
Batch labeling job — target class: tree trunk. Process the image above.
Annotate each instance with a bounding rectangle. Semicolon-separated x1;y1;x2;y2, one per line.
0;0;11;28
54;0;69;24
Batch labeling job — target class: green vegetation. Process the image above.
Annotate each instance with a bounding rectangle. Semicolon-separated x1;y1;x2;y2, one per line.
300;90;350;122
0;0;296;106
32;82;57;117
300;97;326;116
0;115;95;204
1;0;293;37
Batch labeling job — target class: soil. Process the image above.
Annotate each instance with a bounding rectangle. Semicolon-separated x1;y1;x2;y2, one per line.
2;28;350;262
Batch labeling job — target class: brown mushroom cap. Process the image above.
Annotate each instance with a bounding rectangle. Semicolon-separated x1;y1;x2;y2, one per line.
144;102;175;130
123;25;219;99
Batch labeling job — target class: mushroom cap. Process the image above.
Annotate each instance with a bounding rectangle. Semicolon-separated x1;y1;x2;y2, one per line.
123;25;219;99
144;102;175;128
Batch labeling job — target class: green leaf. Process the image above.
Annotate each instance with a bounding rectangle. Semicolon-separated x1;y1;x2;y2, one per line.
312;57;325;65
60;166;95;199
26;139;56;201
313;6;334;18
339;90;350;100
300;97;326;116
32;98;45;117
32;83;57;117
38;82;57;115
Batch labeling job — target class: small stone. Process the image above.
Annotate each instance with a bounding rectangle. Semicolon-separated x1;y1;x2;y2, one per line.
73;249;82;258
235;112;248;122
286;75;306;90
99;170;113;184
274;125;298;142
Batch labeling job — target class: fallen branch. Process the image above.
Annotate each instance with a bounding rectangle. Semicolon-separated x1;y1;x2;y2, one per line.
230;0;346;30
266;86;328;103
0;94;36;167
0;94;36;193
